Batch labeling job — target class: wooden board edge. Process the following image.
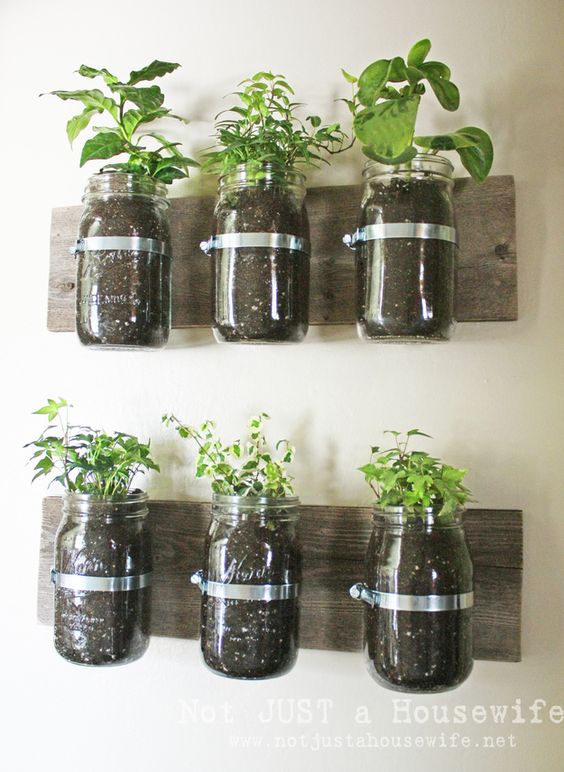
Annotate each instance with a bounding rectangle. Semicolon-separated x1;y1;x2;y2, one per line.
46;174;518;331
36;498;523;662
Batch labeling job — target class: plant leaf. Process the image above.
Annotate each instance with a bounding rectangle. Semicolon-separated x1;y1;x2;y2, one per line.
414;129;477;151
456;126;494;182
426;75;460;111
407;39;432;68
341;68;357;84
110;84;164;112
66;108;98;145
406;66;425;85
45;89;118;118
128;60;180;85
388;57;408;83
354;96;420;161
415;126;493;182
153;166;189;183
419;61;451;80
357;59;391;106
77;65;119;85
122;107;172;137
361;144;417;164
80;132;126;166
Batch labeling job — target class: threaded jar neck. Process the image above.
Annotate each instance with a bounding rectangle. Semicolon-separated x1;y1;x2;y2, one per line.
211;493;300;522
83;172;169;203
372;506;465;529
62;490;149;521
218;163;306;194
363;154;454;183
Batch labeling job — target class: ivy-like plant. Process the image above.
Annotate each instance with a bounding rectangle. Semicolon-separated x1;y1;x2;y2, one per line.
42;60;197;182
359;429;471;519
203;71;348;177
25;398;159;497
343;39;493;182
163;412;295;497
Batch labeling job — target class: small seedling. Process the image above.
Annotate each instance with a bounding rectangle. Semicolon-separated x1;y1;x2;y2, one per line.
359;429;471;518
25;398;159;497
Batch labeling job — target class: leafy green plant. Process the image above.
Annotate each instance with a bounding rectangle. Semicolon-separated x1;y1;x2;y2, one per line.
162;412;295;497
203;71;348;177
25;398;159;497
359;429;471;519
343;39;493;182
42;60;197;182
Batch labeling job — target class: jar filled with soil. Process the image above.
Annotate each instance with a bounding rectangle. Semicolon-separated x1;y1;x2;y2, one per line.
75;172;171;349
52;491;152;666
193;495;301;679
351;155;457;342
351;507;473;693
203;164;310;343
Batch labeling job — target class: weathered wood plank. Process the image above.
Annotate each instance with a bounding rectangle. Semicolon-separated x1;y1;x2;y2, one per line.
38;498;522;661
47;175;517;331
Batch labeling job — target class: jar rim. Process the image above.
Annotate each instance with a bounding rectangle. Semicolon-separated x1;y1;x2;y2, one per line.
84;171;168;200
218;162;306;187
63;489;148;504
372;505;465;525
363;153;454;179
212;493;300;508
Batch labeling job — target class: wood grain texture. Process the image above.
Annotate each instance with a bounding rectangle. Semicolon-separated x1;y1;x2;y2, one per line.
37;499;522;661
47;175;517;331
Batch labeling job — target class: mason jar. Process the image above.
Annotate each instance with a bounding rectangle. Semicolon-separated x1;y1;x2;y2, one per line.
192;495;301;679
347;155;457;342
350;508;473;692
201;164;310;343
75;172;171;349
52;491;152;666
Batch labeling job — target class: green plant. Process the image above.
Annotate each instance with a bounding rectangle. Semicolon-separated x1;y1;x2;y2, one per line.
343;39;493;182
25;398;159;497
203;71;348;177
42;60;197;182
359;429;471;519
162;412;295;497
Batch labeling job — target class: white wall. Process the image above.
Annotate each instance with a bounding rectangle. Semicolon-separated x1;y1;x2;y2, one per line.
1;0;563;769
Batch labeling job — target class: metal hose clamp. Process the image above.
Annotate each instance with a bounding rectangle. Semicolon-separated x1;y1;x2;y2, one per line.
51;568;153;592
199;232;310;256
349;582;473;612
191;569;299;601
70;236;171;258
343;223;458;250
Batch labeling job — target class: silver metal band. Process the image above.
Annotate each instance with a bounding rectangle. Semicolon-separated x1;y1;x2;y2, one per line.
349;583;473;612
343;223;458;249
191;570;298;601
70;236;170;257
51;568;153;592
200;232;310;256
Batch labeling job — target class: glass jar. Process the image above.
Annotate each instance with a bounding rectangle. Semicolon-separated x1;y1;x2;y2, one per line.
350;508;473;693
351;155;457;342
75;172;171;349
52;491;152;666
202;164;310;343
192;494;301;679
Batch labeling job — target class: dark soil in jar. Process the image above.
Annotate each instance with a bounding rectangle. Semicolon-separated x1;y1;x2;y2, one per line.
365;520;473;692
356;176;456;341
201;516;300;679
76;193;170;349
212;185;310;343
54;513;152;666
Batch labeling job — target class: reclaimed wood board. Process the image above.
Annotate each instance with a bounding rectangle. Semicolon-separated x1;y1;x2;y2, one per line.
47;175;517;331
37;498;523;662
